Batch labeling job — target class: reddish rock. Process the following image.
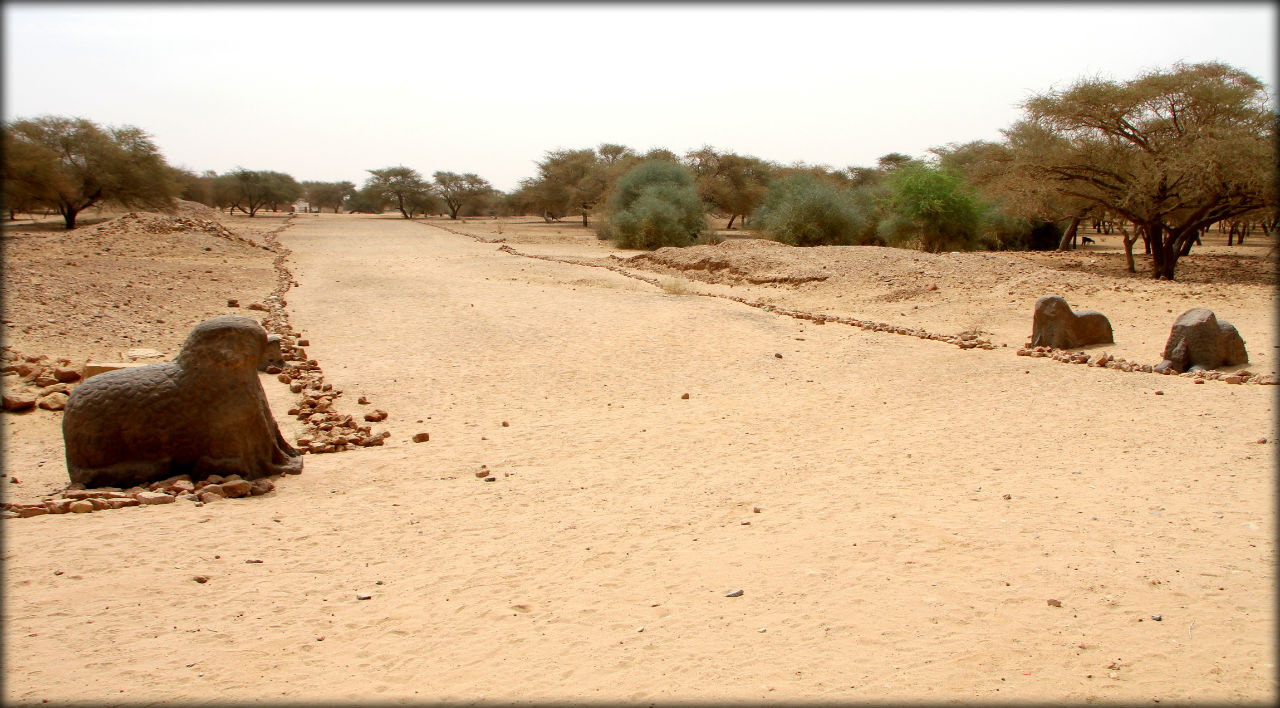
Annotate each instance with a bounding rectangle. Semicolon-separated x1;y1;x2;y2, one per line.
364;409;388;422
135;491;176;505
220;479;253;498
107;498;140;509
412;432;430;443
89;498;112;510
17;505;50;518
201;483;225;497
53;367;82;383
198;490;224;503
44;499;73;514
2;391;37;411
69;500;94;513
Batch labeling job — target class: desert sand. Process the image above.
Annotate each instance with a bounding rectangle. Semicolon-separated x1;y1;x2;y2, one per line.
2;208;1275;703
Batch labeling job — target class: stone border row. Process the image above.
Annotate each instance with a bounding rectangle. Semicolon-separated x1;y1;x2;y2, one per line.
424;221;1273;385
243;217;391;455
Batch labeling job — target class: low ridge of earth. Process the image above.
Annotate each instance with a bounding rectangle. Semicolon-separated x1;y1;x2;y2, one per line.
2;211;1275;703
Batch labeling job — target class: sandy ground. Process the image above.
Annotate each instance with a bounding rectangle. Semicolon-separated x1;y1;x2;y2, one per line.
2;211;1276;703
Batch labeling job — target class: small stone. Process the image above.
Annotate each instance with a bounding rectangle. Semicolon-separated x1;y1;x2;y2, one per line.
1257;438;1267;444
1002;493;1012;500
753;506;761;513
1151;614;1162;621
356;593;372;600
198;490;224;503
297;339;310;347
1193;379;1204;384
227;299;239;307
412;432;430;443
725;589;744;597
1154;390;1163;396
475;470;489;478
69;500;94;513
774;353;782;359
357;396;369;404
740;520;751;525
245;559;264;564
135;491;176;505
193;575;210;583
681;393;690;400
501;421;509;427
1047;598;1062;607
484;476;496;482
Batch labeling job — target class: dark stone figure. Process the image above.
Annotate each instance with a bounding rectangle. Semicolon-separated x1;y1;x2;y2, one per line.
1154;308;1248;374
63;316;302;488
1030;295;1114;349
259;333;285;371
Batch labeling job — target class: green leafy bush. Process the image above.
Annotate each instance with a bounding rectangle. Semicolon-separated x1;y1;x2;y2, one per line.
599;161;704;249
880;164;983;252
753;175;869;246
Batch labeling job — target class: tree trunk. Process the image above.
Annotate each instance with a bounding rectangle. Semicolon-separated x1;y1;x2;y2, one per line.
1147;222;1180;280
1178;233;1196;257
61;207;79;229
726;214;738;230
1120;224;1139;273
1056;217;1080;251
581;210;589;228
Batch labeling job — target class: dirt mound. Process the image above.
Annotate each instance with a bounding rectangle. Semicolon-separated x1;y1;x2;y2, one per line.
1;213;277;365
164;199;224;220
624;238;831;285
88;209;239;241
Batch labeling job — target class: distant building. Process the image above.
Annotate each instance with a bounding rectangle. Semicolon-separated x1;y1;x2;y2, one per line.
290;200;311;213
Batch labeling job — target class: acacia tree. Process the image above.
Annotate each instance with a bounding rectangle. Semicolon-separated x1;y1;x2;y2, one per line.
433;171;494;220
526;149;606;225
215;168;300;216
303;180;356;213
3;115;176;228
684;147;775;229
364;166;430;219
1005;61;1276;280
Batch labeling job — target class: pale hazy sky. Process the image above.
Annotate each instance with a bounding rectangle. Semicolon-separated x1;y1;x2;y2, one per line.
4;3;1275;192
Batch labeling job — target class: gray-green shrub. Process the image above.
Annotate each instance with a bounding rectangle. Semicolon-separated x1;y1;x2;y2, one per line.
599;161;704;249
753;175;869;246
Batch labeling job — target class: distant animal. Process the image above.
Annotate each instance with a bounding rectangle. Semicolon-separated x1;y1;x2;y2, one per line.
1030;295;1114;349
1080;236;1095;245
1154;308;1248;374
62;316;302;488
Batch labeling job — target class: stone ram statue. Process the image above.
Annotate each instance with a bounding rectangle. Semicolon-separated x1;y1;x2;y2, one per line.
1154;308;1248;374
1030;295;1114;349
62;316;302;488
